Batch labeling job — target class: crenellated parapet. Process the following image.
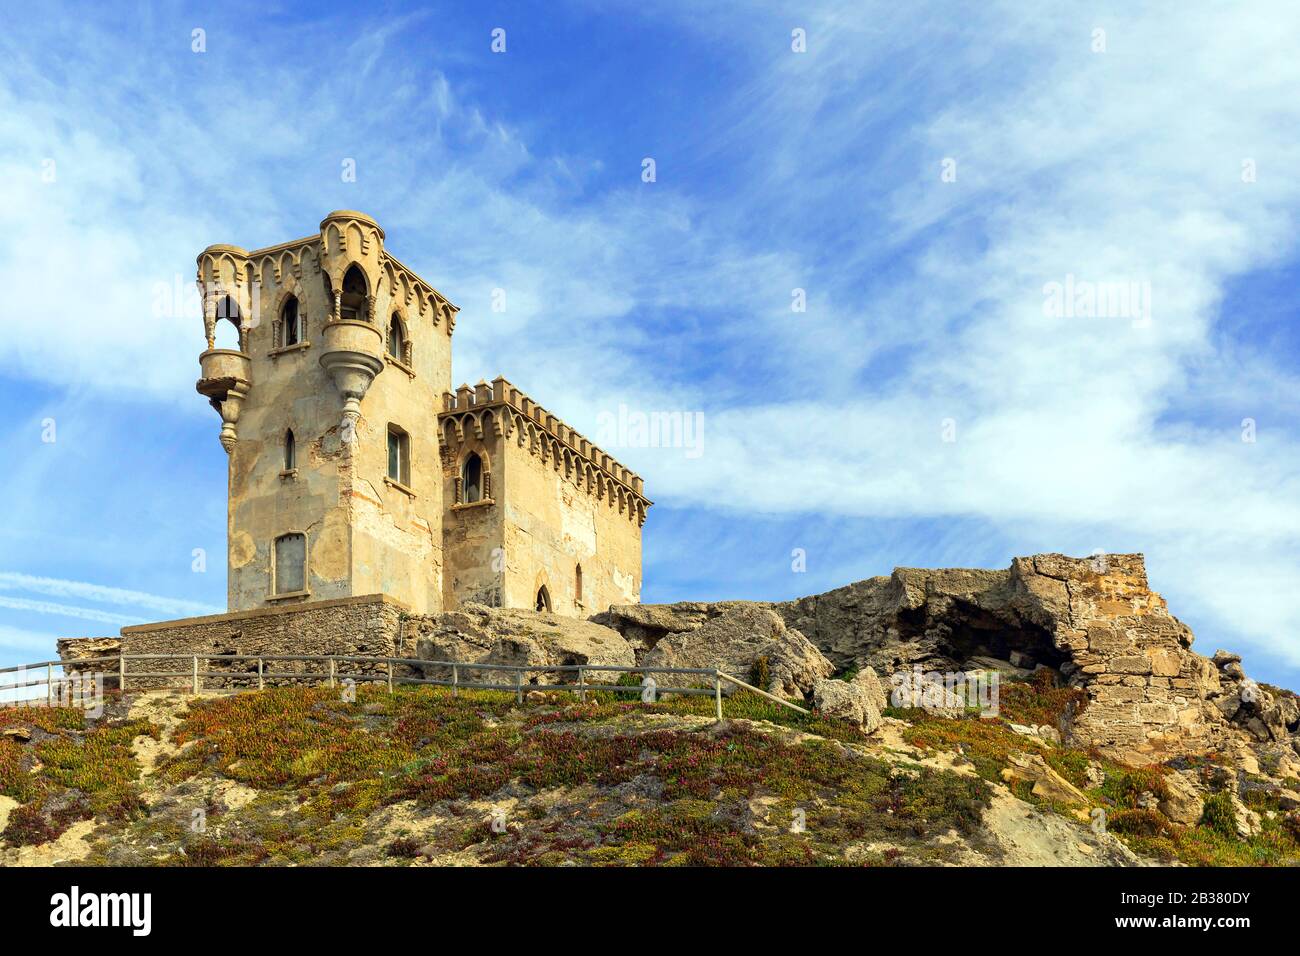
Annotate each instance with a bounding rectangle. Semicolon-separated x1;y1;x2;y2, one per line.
194;211;460;343
194;212;463;452
439;377;652;527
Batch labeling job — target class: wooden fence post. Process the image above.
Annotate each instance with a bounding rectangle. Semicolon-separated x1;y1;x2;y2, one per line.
516;669;523;705
328;657;336;688
46;663;54;708
715;672;723;722
257;657;264;691
387;659;394;694
578;667;586;703
192;655;200;695
119;654;126;695
452;664;458;699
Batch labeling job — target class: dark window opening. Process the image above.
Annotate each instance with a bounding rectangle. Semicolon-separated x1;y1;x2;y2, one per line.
284;429;295;470
282;296;300;346
462;452;483;503
341;265;367;321
535;585;551;613
214;294;242;350
387;314;405;360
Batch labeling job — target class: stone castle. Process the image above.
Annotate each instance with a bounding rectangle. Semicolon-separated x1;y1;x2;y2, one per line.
196;210;649;619
54;213;1299;792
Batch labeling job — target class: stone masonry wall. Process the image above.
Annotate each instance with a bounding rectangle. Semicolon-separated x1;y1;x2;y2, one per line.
59;594;408;689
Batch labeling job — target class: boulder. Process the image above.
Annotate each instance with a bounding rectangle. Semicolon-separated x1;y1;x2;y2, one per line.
1001;752;1089;807
1229;793;1262;839
641;605;833;698
593;600;768;654
1158;771;1204;826
851;666;888;713
886;668;971;716
812;678;881;733
411;604;634;687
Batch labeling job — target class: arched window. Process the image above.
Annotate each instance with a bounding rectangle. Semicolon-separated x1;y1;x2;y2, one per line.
575;564;583;605
273;532;307;595
281;296;300;347
214;294;241;350
462;452;483;503
535;585;552;613
284;429;296;471
387;314;405;360
340;265;367;321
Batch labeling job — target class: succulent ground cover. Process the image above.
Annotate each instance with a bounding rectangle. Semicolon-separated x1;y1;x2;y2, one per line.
0;677;1295;867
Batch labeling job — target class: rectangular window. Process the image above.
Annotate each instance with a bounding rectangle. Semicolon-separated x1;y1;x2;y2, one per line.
274;533;306;594
387;425;410;486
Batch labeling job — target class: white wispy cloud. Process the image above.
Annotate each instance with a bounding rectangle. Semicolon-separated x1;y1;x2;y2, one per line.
0;597;146;628
2;0;1299;680
0;573;220;619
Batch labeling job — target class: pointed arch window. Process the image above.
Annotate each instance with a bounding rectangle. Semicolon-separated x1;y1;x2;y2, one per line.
575;564;583;605
340;265;367;321
281;296;300;347
535;585;552;613
387;313;408;364
283;429;296;471
462;452;483;503
214;294;243;351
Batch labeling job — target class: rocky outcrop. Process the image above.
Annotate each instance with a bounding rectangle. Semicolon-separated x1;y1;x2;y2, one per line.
606;553;1297;769
55;637;123;687
410;604;634;686
641;605;833;698
593;601;768;655
55;637;121;667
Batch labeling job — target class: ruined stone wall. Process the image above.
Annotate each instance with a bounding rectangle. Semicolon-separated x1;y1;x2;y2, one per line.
1022;554;1229;765
59;595;407;688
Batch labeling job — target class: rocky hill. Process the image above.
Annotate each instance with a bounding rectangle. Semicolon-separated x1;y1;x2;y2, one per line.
16;551;1300;866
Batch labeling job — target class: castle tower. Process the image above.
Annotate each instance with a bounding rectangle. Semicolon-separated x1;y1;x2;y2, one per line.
195;211;456;614
438;378;650;614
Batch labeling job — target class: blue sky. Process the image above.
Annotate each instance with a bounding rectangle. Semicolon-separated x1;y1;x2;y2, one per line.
2;2;1300;690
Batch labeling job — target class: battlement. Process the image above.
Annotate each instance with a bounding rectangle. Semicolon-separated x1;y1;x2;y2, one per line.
195;211;461;343
440;376;651;523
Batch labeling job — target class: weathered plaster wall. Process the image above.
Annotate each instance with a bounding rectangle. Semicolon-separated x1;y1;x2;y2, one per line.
440;425;504;609
437;379;648;616
198;212;454;616
499;433;642;615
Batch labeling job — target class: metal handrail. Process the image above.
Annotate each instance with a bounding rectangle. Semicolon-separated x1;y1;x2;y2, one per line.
0;652;812;721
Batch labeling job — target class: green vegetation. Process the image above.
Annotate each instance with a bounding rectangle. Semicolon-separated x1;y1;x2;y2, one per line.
0;676;1295;868
139;685;989;866
0;706;157;846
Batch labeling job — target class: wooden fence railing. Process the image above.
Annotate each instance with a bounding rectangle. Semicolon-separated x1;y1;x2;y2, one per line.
0;653;808;721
